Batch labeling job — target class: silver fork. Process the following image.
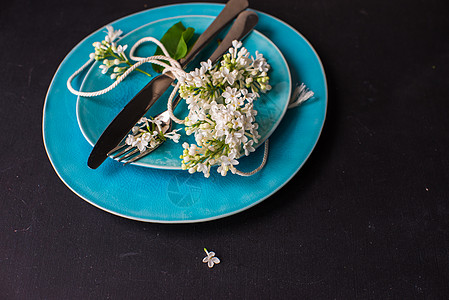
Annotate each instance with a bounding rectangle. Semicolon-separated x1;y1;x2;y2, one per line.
108;10;259;165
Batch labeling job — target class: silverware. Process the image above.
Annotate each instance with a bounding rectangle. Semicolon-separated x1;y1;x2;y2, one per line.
87;0;249;169
108;10;259;165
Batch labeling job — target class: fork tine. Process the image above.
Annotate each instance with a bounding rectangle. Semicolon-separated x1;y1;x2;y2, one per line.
109;145;133;159
117;148;140;162
107;142;129;156
124;142;165;165
123;146;158;165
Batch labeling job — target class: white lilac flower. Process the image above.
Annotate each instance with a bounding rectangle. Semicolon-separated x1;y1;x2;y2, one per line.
188;69;204;87
138;117;148;124
188;144;198;156
221;153;239;166
222;87;240;104
114;44;127;54
133;138;148;152
125;135;136;145
217;164;228;176
231;117;243;130
225;130;244;146
103;59;113;67
212;70;223;85
232;40;242;49
99;64;109;74
131;126;140;134
196;163;210;177
200;59;212;72
141;132;153;143
238;47;248;57
104;25;123;43
165;129;181;143
237;56;251;67
221;67;237;85
241;89;255;103
252;51;270;73
214;126;228;138
243;140;255;156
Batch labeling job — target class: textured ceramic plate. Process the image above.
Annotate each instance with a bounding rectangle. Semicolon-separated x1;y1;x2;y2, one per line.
77;15;291;169
42;3;327;223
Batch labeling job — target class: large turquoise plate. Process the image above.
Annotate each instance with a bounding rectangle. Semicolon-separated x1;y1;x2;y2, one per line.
77;15;292;169
42;3;327;223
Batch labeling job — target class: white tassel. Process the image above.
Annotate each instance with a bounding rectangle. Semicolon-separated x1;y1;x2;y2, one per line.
288;83;314;108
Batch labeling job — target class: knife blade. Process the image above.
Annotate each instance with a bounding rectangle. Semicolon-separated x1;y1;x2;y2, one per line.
88;0;249;169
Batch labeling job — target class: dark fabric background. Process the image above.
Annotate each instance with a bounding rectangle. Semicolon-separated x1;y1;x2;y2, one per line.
1;0;448;298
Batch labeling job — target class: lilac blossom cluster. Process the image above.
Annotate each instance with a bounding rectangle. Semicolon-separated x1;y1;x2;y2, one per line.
178;41;271;177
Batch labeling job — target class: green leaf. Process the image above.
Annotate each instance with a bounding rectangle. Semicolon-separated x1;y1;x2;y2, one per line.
153;22;196;72
177;27;195;59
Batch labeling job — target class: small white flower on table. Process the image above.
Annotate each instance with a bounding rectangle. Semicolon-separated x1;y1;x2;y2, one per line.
202;248;220;268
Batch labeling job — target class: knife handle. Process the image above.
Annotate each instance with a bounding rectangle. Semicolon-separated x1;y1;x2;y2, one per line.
179;0;249;67
208;10;258;63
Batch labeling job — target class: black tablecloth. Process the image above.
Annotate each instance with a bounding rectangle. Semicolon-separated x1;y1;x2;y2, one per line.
1;0;448;298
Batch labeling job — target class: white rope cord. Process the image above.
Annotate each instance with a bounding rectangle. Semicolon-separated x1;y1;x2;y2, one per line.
166;82;185;124
235;139;270;177
66;35;313;177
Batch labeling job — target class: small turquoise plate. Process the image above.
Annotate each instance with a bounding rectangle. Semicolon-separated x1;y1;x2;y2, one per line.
77;15;291;169
42;3;327;223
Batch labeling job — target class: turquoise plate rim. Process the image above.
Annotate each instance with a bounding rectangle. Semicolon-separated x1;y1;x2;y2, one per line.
42;3;327;223
75;15;292;169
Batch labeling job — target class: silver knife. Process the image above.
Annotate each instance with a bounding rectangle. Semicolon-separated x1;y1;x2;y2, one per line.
88;0;249;169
